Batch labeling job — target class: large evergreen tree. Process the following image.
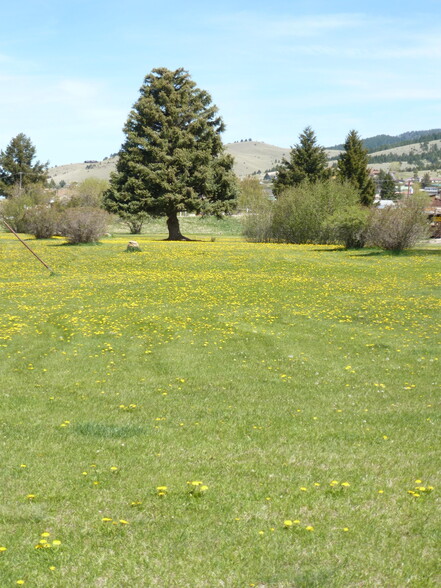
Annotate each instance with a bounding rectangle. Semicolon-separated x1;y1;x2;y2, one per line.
337;130;375;206
0;133;48;197
104;67;237;240
272;127;330;197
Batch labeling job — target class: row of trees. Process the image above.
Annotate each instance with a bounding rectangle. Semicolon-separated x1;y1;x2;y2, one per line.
242;126;429;250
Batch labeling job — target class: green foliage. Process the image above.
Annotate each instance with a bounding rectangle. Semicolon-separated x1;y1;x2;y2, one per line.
0;184;53;233
237;177;268;211
0;133;48;196
367;195;430;251
270;180;361;244
104;67;238;240
242;194;274;243
273;127;330;196
324;205;370;248
337;130;376;206
421;172;432;188
118;210;151;234
379;170;397;200
68;178;110;208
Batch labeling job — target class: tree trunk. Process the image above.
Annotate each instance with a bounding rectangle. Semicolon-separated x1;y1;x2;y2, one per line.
166;212;191;241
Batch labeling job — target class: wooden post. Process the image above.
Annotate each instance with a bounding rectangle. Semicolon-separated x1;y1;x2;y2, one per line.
2;219;55;273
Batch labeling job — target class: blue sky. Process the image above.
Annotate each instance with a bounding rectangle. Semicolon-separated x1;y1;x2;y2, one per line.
1;0;441;165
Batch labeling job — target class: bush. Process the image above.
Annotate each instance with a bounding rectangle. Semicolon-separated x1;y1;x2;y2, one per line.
367;195;430;251
119;211;150;234
271;180;361;244
67;178;110;208
0;184;53;233
59;207;110;244
324;205;369;248
240;180;274;242
24;205;59;239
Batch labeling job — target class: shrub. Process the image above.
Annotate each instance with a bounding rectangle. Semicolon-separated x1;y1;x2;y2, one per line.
24;205;59;239
0;184;54;233
324;205;370;248
367;195;430;251
59;207;110;244
271;180;361;244
119;211;150;234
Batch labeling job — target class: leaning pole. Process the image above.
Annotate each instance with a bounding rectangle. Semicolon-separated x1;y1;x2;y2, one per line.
2;219;55;274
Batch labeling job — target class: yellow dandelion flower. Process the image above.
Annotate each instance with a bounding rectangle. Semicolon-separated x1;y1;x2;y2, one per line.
284;520;293;527
40;532;50;537
0;546;7;552
341;482;350;487
119;519;129;525
52;540;61;546
101;517;113;522
305;526;314;531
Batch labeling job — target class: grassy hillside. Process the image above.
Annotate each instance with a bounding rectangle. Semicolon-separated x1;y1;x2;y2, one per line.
0;233;439;586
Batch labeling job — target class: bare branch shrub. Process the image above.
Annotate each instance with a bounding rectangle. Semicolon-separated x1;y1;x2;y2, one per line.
59;207;110;244
367;195;430;251
24;205;59;239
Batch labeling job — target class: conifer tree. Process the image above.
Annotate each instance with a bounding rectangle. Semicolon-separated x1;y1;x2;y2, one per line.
379;170;397;200
0;134;48;197
337;130;375;206
272;127;330;197
104;67;237;240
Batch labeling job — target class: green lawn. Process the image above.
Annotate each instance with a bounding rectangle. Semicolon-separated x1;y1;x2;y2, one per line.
0;230;440;587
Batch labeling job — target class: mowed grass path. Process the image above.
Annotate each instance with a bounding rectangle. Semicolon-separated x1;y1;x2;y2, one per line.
0;233;440;587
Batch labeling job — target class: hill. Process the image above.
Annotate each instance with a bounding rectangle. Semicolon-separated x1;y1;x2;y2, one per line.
47;142;342;184
329;128;441;153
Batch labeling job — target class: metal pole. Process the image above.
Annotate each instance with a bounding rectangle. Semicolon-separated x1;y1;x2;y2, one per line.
2;219;55;273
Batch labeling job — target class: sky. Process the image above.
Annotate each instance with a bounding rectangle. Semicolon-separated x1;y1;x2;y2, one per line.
1;0;441;166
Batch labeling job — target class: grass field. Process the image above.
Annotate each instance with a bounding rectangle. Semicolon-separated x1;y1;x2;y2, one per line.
0;228;440;587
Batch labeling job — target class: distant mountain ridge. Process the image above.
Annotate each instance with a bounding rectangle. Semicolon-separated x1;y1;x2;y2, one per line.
329;129;441;153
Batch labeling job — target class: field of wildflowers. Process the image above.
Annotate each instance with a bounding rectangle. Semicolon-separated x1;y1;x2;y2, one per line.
0;231;439;586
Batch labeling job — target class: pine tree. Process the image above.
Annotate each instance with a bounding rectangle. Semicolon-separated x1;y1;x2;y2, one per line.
379;170;397;200
272;127;330;197
104;67;238;240
337;130;375;206
0;134;48;197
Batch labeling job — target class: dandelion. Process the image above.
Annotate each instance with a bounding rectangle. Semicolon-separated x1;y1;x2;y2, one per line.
305;526;314;532
119;520;129;525
341;482;350;487
343;527;349;532
0;546;7;552
284;520;293;527
26;494;36;500
101;517;113;522
52;540;61;546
